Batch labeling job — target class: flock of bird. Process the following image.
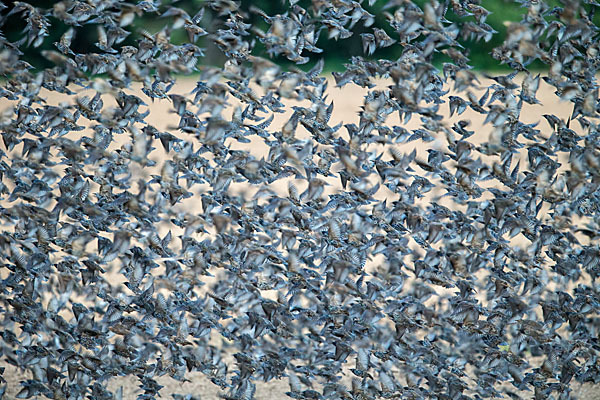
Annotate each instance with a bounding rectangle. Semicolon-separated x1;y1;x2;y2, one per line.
0;0;599;399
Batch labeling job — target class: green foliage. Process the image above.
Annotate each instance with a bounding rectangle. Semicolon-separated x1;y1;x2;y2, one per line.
1;0;590;73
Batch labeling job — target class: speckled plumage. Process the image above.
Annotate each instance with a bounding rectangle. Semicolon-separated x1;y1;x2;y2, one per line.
0;0;599;399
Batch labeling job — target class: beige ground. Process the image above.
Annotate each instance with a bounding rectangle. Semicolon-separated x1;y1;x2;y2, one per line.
1;74;599;399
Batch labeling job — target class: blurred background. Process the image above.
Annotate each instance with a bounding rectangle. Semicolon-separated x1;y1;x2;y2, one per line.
1;0;573;73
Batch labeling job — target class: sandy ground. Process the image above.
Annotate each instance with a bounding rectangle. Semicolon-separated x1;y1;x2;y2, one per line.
1;74;599;399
